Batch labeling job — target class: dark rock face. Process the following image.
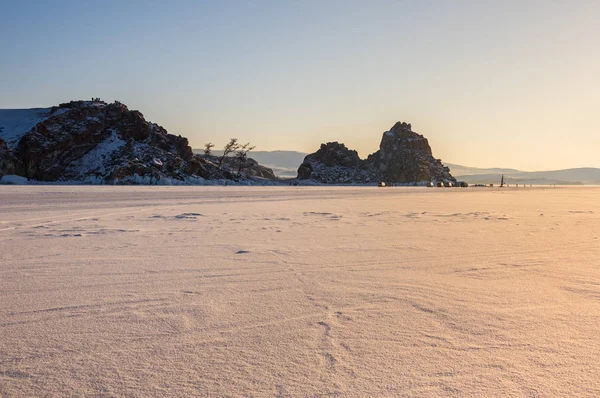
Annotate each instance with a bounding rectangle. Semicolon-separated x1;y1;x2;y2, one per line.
2;100;277;184
297;122;454;184
0;138;21;178
376;122;453;183
308;142;361;168
0;138;9;177
297;142;378;184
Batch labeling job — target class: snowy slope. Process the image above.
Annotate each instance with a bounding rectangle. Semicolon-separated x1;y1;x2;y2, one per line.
0;108;54;148
63;129;126;181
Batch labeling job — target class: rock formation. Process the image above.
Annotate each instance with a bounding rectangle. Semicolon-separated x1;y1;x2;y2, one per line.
0;100;276;184
297;122;454;184
297;142;378;184
374;122;453;183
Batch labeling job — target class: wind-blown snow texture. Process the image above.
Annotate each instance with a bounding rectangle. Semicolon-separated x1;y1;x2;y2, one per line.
1;186;600;396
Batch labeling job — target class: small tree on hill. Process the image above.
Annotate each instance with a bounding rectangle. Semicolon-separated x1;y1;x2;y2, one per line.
204;142;215;159
236;142;256;177
218;138;239;168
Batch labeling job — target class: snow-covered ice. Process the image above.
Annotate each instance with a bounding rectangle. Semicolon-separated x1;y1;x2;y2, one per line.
1;186;600;396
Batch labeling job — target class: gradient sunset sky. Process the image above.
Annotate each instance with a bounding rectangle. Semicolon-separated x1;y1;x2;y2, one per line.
1;0;598;170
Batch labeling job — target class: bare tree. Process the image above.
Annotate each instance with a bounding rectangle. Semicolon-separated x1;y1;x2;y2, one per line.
235;142;256;177
204;142;215;159
218;138;239;168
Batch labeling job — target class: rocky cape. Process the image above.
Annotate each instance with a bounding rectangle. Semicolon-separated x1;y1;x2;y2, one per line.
0;100;276;184
297;122;455;184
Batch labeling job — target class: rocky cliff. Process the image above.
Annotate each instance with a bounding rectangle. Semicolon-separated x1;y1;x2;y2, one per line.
0;100;276;184
297;122;454;184
0;137;22;177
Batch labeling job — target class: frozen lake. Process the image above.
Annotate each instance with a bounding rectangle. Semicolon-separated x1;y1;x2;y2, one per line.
1;186;600;396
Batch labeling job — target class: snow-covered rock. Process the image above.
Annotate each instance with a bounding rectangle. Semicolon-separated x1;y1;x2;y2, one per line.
0;100;277;185
13;100;207;183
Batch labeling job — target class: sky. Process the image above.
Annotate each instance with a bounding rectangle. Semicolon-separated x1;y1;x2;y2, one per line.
1;0;599;170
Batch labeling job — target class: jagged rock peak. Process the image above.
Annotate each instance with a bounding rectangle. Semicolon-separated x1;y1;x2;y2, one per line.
383;121;427;143
390;121;411;132
377;122;449;182
297;121;455;184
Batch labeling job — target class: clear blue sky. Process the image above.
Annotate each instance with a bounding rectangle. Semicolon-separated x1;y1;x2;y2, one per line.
1;0;599;170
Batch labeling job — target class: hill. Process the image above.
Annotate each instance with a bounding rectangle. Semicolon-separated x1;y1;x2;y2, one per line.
1;101;277;184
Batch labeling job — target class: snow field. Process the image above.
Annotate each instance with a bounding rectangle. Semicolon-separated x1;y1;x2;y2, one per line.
1;186;600;396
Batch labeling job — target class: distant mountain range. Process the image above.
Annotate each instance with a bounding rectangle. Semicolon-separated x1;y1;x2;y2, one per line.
444;163;600;185
194;149;600;184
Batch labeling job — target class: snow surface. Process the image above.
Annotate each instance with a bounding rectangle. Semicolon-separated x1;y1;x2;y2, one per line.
1;186;600;396
0;108;54;148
